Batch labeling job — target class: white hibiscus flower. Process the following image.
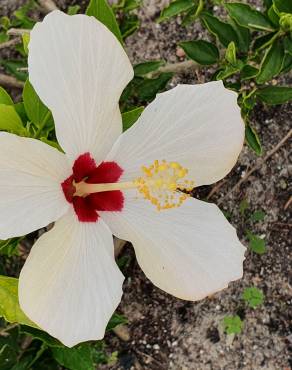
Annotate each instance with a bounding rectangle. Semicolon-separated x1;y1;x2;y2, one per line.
0;11;246;347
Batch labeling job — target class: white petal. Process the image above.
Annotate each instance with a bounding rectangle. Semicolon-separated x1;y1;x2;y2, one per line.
28;10;133;163
106;81;244;186
19;211;124;347
100;192;245;301
0;133;70;239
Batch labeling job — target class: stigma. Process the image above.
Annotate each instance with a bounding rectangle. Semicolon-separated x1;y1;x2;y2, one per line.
74;160;194;210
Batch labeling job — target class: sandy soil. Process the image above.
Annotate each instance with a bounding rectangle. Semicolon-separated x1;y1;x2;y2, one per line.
0;1;291;369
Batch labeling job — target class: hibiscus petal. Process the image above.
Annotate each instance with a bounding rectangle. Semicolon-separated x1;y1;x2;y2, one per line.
19;211;124;347
106;81;244;186
0;133;70;239
100;192;245;301
28;10;133;163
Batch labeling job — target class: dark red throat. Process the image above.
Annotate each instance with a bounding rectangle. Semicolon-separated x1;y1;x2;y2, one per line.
61;153;124;222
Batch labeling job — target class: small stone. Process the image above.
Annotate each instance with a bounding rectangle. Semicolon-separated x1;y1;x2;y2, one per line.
153;344;160;350
176;47;185;58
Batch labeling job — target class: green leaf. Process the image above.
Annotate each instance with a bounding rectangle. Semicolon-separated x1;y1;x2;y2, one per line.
180;40;219;65
23;80;52;130
201;12;238;48
0;344;18;370
134;60;165;77
67;5;81;15
0;60;27;81
122;106;144;131
0;104;26;134
22;33;30;55
229;19;251;53
281;53;292;73
106;313;128;331
21;326;62;347
250;210;266;221
256;40;284;84
0;276;38;328
239;199;249;216
267;5;279;26
256;86;292;104
0;87;13;105
225;3;275;31
242;287;264;308
284;36;292;56
120;14;139;39
157;0;194;22
273;0;292;13
223;315;243;335
0;32;9;44
86;0;123;44
182;0;204;26
245;124;262;156
246;231;267;254
225;41;237;65
253;32;278;51
51;344;94;370
136;73;173;101
240;65;259;80
216;64;241;80
0;238;20;257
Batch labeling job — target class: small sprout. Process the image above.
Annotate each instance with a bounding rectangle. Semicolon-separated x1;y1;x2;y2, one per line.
242;287;264;308
239;199;249;216
250;210;266;222
223;315;243;335
246;231;266;254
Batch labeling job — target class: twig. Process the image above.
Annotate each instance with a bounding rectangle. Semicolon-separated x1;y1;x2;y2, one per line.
218;129;292;205
0;38;21;50
146;60;199;78
284;196;292;211
206;180;226;200
0;73;24;89
7;28;30;37
0;323;18;337
38;0;59;12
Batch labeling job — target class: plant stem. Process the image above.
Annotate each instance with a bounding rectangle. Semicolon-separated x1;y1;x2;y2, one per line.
146;60;199;78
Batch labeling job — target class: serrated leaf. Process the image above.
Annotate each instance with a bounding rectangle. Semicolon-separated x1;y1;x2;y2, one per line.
23;80;52;129
0;104;26;134
223;315;243;335
51;344;94;370
246;231;266;254
122;106;144;131
180;40;219;65
201;12;238;48
0;86;13;105
225;3;275;32
245;124;262;156
256;40;284;84
242;287;264;308
157;0;194;22
256;86;292;104
86;0;123;44
0;276;38;328
134;60;165;76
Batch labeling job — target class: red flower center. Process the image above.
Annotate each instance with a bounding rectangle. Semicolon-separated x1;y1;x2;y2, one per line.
61;153;124;222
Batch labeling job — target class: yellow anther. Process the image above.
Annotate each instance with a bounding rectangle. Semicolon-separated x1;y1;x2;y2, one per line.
134;159;194;211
